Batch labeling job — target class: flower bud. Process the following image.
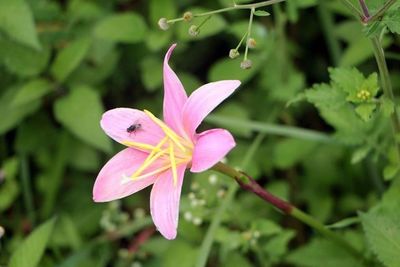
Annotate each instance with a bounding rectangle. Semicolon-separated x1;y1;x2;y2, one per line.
247;38;257;48
188;25;200;36
229;49;240;59
240;59;252;69
183;11;193;22
158;18;169;31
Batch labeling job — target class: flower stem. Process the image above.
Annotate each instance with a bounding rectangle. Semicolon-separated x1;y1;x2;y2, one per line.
167;0;286;23
357;0;400;160
212;162;364;261
244;8;255;61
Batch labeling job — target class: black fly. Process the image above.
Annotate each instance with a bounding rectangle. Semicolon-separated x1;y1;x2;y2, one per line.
126;122;142;134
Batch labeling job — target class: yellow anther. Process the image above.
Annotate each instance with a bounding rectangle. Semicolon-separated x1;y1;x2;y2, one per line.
169;140;178;186
143;110;186;152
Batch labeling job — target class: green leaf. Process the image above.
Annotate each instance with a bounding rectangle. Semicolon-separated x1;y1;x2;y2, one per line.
94;13;147;43
53;86;111;153
264;230;295;260
360;212;400;267
12;79;52;107
355;103;376;121
287;239;363;267
0;0;40;49
0;39;50;77
254;10;271;16
162;241;197;267
149;0;176;28
221;253;252;267
383;164;400;181
351;146;371;164
51;37;91;83
384;9;400;34
0;87;41;134
0;158;20;212
140;56;162;91
273;138;317;168
9;218;57;267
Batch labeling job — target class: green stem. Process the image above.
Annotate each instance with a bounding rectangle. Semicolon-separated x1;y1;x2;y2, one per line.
212;162;364;261
167;0;286;23
20;154;36;225
340;0;364;20
244;8;255;61
195;134;265;267
371;37;400;158
317;0;341;66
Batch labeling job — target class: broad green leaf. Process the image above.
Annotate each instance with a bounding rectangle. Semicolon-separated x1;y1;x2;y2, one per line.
140;56;162;91
53;86;111;153
264;230;295;260
0;39;50;77
254;10;270;16
384;9;400;34
287;239;363;267
221;253;252;267
9;218;57;267
0;0;40;49
162;241;196;267
51;37;91;82
12;79;52;106
0;87;41;134
176;8;226;40
145;30;172;51
94;13;147;43
360;212;400;267
273;138;317;168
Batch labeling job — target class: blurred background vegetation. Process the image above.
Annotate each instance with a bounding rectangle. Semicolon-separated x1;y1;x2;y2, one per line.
1;0;400;266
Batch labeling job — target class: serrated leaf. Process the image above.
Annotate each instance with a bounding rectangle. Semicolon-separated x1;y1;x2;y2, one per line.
53;86;111;153
254;10;270;16
383;9;400;34
12;79;52;107
9;218;57;267
94;13;147;43
0;0;41;49
51;37;91;82
360;212;400;267
355;103;376;122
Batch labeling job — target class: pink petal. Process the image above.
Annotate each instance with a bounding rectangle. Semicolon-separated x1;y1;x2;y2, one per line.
182;80;240;136
93;148;159;202
190;129;236;173
150;164;187;239
163;44;188;134
101;108;165;147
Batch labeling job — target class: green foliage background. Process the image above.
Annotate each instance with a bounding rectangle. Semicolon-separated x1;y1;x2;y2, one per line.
1;0;400;266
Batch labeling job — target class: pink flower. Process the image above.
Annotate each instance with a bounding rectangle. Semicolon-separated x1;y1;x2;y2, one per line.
93;44;240;239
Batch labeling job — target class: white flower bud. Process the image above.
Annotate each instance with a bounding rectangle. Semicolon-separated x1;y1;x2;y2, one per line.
183;11;193;22
189;25;200;36
240;59;252;69
247;38;257;48
229;49;240;59
158;18;170;30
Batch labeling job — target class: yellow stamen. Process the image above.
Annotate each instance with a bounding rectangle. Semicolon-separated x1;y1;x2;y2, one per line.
147;136;168;159
169;140;178;186
131;148;168;179
122;140;157;151
144;109;186;152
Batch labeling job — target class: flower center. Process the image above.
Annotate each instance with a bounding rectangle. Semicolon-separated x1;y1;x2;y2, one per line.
121;110;193;185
